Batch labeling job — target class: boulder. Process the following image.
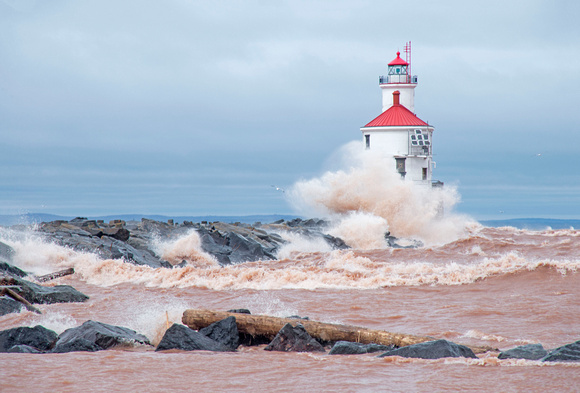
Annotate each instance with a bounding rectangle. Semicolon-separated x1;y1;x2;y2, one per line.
377;339;477;359
0;295;24;316
156;323;233;352
52;320;151;353
0;325;58;352
0;262;27;277
542;340;580;362
199;316;239;350
264;323;325;353
12;277;89;304
498;343;548;360
329;341;395;355
101;227;130;242
7;344;42;353
0;241;15;263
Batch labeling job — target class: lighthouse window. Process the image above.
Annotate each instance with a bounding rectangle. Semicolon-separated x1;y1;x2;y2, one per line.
419;141;424;146
411;135;416;140
417;135;423;140
423;134;429;140
415;130;421;134
365;134;370;149
425;141;431;146
411;141;418;146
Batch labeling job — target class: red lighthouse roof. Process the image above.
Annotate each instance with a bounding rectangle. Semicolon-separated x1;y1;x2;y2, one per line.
388;51;409;66
364;91;429;127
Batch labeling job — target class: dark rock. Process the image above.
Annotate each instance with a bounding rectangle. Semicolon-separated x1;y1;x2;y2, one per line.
7;344;42;353
199;316;239;350
384;231;424;249
12;277;89;304
52;337;101;353
0;262;27;277
0;295;24;316
498;343;548;360
542;340;580;362
377;339;477;359
264;323;325;353
52;320;151;353
228;309;251;314
287;315;309;320
322;234;350;250
329;341;395;355
0;325;58;352
0;241;16;263
156;323;233;352
101;227;130;242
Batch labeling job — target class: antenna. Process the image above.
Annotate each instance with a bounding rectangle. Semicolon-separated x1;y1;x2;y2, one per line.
404;41;411;83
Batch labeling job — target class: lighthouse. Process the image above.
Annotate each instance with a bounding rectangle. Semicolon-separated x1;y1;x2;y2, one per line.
361;42;439;186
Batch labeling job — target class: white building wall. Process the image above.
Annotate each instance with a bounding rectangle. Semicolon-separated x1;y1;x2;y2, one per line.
380;84;416;112
362;126;433;183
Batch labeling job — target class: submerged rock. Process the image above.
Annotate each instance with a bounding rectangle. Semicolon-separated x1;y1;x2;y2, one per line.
377;339;477;359
329;341;395;355
0;325;58;352
156;323;233;352
199;316;239;350
264;323;325;353
542;340;580;362
498;343;548;360
52;320;151;353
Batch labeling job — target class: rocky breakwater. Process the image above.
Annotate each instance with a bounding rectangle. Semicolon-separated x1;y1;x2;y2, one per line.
37;217;349;267
1;240;88;317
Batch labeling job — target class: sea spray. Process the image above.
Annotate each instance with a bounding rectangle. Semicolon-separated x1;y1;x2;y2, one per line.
152;230;218;267
288;141;472;245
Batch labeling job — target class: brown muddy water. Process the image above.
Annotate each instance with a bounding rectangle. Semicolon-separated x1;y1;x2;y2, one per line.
1;226;579;392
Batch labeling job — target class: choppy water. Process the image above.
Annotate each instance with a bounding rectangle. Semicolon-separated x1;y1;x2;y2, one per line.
1;223;579;392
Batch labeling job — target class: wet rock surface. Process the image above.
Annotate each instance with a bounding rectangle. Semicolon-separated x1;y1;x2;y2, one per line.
199;316;239;350
5;276;89;305
542;340;580;362
377;339;477;359
52;320;151;353
156;323;234;352
0;296;24;316
264;323;325;353
0;325;58;352
498;343;548;360
329;341;395;355
31;217;352;268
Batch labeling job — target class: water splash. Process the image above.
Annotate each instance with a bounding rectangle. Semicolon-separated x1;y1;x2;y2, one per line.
288;141;473;246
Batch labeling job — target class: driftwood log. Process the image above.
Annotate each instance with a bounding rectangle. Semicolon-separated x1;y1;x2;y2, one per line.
182;309;433;348
34;268;75;283
182;309;497;354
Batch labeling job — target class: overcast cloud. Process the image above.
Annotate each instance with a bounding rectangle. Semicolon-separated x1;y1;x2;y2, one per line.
1;0;579;219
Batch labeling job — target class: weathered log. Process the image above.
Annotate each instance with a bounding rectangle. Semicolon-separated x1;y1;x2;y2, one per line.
34;268;75;283
182;309;497;354
182;309;432;348
1;288;41;314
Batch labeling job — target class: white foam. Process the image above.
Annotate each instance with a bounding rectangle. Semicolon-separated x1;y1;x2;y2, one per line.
287;141;475;246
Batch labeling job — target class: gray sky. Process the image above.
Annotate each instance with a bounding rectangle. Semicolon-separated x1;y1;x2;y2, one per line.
1;0;579;219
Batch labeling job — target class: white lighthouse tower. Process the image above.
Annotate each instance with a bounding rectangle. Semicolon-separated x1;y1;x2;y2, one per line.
361;42;439;186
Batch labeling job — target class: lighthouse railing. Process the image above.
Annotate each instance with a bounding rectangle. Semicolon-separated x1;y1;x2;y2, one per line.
379;75;418;84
